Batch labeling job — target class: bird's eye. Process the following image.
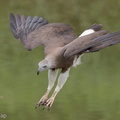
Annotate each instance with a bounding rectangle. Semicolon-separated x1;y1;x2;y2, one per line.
43;65;47;68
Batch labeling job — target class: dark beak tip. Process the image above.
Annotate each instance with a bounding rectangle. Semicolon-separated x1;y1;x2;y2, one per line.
37;71;40;75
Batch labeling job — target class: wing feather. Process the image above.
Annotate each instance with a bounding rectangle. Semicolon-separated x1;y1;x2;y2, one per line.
63;30;120;58
10;13;76;51
15;14;21;30
87;31;120;52
10;13;49;50
21;15;26;29
63;30;109;58
31;17;44;30
25;16;32;29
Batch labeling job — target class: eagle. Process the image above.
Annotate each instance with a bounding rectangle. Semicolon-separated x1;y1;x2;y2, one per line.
10;13;120;110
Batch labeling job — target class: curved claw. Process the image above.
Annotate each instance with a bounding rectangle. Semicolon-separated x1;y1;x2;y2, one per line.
42;106;46;110
35;103;40;109
35;95;55;110
48;107;51;111
42;106;51;111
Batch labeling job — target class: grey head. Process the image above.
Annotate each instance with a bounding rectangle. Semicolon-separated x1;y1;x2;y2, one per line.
37;59;50;75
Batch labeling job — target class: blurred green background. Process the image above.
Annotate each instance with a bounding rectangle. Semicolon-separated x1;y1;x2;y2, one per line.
0;0;120;119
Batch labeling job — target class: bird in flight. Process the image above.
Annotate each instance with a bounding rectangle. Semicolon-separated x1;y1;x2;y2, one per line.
10;13;120;110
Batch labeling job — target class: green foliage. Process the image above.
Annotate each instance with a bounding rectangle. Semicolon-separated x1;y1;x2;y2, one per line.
0;0;120;120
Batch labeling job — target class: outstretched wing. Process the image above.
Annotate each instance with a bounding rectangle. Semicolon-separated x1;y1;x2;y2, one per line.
10;13;76;51
87;31;120;52
10;13;48;50
63;30;120;58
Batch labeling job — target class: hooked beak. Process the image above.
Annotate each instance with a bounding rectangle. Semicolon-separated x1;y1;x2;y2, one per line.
37;70;40;75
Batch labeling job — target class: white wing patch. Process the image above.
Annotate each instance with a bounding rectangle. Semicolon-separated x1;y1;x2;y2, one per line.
79;29;95;37
73;28;95;68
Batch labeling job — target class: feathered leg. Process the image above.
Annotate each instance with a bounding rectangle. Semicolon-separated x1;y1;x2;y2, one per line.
44;68;70;109
36;69;58;108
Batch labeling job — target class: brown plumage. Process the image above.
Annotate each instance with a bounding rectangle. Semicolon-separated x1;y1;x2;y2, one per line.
10;13;120;110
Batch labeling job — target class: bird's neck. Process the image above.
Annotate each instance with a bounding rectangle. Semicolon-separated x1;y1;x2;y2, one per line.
45;47;64;69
